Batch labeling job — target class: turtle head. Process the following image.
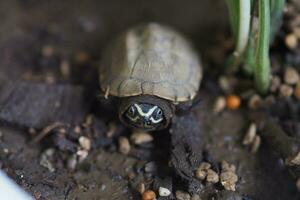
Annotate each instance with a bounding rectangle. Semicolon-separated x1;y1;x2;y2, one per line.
125;103;164;130
119;96;174;131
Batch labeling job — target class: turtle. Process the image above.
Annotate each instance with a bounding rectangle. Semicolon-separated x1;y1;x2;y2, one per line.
99;23;202;131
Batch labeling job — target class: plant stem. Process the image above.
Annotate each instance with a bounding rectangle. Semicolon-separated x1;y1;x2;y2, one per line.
255;0;271;94
226;0;251;72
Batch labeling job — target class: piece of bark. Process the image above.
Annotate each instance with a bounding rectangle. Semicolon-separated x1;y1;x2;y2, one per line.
0;81;91;129
169;112;203;193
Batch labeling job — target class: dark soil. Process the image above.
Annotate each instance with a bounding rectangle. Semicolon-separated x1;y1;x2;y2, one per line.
0;1;300;200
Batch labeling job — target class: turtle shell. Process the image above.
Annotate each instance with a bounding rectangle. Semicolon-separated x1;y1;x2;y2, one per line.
100;23;202;103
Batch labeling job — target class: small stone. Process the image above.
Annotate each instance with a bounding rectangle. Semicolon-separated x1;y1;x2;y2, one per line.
79;136;91;151
294;82;300;100
220;171;238;191
195;162;211;180
145;161;157;173
264;95;276;106
175;190;191;200
285;151;300;166
73;126;81;134
195;162;211;179
159;187;171;197
76;150;88;162
296;178;300;191
137;182;145;194
195;169;207;180
67;154;77;170
82;114;94;127
60;60;70;79
40;148;55;172
248;94;262;109
270;76;281;92
118;137;131;155
250;135;261;153
284;67;300;85
75;51;90;64
142;190;156;200
219;76;231;93
206;169;219;183
191;194;201;200
285;33;298;50
106;122;117;138
243;123;257;145
294;27;300;39
221;161;236;172
42;45;54;57
130;131;153;145
213;96;226;113
279;84;294;97
28;127;37;135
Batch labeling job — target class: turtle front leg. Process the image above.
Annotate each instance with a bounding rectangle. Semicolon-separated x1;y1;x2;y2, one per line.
169;112;204;193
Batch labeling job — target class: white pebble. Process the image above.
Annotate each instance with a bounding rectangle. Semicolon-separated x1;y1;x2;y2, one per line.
130;131;153;145
79;136;91;151
159;187;171;197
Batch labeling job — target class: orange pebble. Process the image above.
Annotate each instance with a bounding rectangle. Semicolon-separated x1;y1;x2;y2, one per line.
226;95;241;110
142;190;156;200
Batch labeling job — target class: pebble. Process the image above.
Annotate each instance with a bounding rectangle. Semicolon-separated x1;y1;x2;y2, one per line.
285;33;298;50
195;162;211;180
284;67;300;85
191;194;201;200
106;122;117;138
142;190;156;200
60;60;70;79
67;154;77;170
76;149;88;162
294;27;300;39
279;84;294;97
243;123;257;145
296;178;300;191
75;51;90;64
41;45;54;57
213;96;226;113
226;95;241;110
270;76;281;92
250;135;261;153
73;126;81;134
285;151;300;166
220;171;238;191
175;190;191;200
221;161;236;172
145;161;157;173
79;136;91;151
248;94;262;109
220;161;238;191
137;182;145;194
130;131;153;145
159;187;171;197
294;82;300;100
118;137;131;155
219;76;231;93
206;169;219;183
40;148;55;172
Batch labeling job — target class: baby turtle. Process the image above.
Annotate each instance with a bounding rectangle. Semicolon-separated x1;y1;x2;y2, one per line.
100;23;202;131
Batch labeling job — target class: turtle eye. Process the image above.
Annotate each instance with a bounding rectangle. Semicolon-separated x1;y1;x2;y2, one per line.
156;108;163;118
128;106;135;115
